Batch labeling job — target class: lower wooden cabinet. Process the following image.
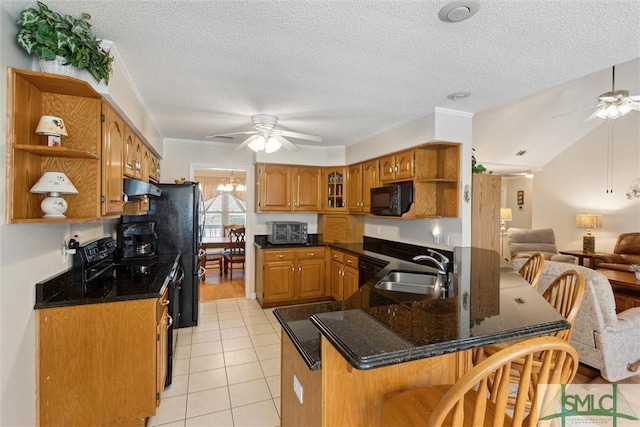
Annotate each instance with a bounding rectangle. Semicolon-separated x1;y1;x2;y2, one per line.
612;286;640;313
36;294;165;426
330;249;359;301
256;247;327;307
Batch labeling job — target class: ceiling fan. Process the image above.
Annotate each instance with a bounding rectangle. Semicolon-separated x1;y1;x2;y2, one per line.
582;66;640;121
206;114;322;153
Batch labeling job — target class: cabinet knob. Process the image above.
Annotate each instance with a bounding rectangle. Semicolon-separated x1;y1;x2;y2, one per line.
307;253;315;256
161;299;170;306
168;315;173;327
346;259;353;264
394;165;399;173
388;167;393;174
277;254;285;258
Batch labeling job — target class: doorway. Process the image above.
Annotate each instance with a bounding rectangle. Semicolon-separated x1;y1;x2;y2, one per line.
195;168;247;302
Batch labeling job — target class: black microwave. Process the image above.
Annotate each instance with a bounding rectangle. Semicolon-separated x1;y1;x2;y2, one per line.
370;183;413;216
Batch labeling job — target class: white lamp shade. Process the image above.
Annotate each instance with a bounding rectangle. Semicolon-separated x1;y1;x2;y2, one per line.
248;135;266;152
500;208;512;221
265;137;282;153
30;172;78;195
35;116;68;137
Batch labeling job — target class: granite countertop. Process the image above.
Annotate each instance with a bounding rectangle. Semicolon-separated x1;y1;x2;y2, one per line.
34;253;180;309
274;246;570;371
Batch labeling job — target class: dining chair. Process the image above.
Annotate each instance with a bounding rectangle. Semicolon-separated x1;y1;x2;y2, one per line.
380;336;579;427
518;252;545;290
204;246;224;277
223;227;245;277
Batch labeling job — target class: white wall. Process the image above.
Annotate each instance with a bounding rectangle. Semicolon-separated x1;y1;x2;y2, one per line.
502;176;533;229
533;111;640;253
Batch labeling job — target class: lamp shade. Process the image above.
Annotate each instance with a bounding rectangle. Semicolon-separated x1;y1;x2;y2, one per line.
35;116;68;137
575;214;603;231
500;208;512;221
30;172;78;195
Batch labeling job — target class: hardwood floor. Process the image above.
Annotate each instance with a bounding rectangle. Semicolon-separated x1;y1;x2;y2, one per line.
198;267;245;302
572;363;640;385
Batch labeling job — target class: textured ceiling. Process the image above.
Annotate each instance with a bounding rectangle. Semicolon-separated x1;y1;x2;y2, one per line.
3;0;639;172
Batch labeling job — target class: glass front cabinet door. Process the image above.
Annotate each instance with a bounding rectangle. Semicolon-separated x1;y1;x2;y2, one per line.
324;167;347;212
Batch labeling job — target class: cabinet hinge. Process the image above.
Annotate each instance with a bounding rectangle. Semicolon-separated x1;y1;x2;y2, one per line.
100;195;105;203
100;114;105;122
157;333;160;341
156;392;160;400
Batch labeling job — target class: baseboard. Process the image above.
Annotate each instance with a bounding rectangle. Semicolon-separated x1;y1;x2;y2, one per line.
578;362;600;380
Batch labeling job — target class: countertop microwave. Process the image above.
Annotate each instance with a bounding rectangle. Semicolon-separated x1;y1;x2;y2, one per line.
267;221;308;245
370;183;413;216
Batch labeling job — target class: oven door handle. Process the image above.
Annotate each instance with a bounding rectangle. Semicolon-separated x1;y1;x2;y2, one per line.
173;266;185;286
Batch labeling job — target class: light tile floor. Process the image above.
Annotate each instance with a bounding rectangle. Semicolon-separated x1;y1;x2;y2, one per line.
149;298;282;427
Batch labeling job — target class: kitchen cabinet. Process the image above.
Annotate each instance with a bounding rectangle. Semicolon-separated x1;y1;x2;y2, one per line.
348;159;379;213
149;153;160;183
379;148;414;183
411;143;460;218
36;295;161;426
101;102;125;216
329;249;358;301
324;167;347;211
6;68;162;223
6;68;103;223
256;163;322;212
319;214;364;244
124;126;143;179
256;247;327;307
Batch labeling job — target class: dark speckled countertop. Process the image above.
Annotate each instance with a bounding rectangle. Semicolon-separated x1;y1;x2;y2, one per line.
274;244;570;371
34;253;180;309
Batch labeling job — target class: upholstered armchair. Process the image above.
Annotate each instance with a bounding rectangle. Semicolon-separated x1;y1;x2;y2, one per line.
592;232;640;272
507;228;575;263
512;258;640;382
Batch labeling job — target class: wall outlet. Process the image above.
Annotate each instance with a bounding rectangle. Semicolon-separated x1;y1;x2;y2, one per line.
444;234;450;246
293;374;303;404
376;226;381;236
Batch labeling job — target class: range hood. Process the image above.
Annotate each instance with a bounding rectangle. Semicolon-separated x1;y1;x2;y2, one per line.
124;178;162;197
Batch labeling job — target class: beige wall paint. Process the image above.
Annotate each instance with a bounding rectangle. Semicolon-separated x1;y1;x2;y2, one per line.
533;111;640;253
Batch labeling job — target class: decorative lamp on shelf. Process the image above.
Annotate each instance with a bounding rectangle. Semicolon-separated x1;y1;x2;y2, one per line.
35;115;68;146
576;214;603;253
30;172;79;218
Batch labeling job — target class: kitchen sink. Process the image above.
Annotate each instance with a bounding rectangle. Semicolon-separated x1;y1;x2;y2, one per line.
374;271;446;295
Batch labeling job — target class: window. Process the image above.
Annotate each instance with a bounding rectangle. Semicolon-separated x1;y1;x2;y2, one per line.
204;193;246;237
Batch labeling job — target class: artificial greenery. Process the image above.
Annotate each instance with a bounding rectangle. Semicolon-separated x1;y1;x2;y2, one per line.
16;1;113;84
472;148;492;174
631;264;640;273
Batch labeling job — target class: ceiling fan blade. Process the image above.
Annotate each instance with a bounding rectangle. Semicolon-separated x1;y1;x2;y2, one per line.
583;107;604;123
205;131;257;139
629;101;640;112
551;104;598;119
276;136;300;152
277;130;323;142
234;135;259;151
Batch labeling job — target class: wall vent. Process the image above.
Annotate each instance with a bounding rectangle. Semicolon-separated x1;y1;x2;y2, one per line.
515;150;527;156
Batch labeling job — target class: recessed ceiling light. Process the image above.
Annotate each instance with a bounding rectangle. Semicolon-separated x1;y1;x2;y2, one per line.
438;1;480;23
446;91;471;100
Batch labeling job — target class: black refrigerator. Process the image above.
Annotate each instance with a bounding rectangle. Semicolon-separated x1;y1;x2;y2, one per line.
122;182;204;327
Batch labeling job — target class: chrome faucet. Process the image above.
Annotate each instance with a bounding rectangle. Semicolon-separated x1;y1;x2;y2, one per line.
412;250;450;275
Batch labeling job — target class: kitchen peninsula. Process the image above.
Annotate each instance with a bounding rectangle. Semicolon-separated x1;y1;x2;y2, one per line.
274;246;570;427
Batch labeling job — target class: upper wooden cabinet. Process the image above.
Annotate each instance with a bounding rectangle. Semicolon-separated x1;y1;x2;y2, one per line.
324;167;347;212
379;149;414;183
256;163;322;212
471;173;501;252
348;159;379;214
101;103;125;216
149;155;160;183
123;127;143;179
6;68;162;223
411;143;460;218
6;68;103;223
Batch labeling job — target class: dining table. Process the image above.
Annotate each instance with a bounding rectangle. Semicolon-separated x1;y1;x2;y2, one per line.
201;236;230;249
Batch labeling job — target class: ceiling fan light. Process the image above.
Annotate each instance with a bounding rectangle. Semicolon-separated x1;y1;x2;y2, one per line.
248;135;266;152
618;104;633;116
265;137;282;153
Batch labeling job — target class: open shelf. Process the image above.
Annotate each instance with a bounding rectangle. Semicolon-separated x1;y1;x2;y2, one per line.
14;144;99;159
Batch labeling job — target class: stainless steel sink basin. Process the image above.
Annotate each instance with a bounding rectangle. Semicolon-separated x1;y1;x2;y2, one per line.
374;271;445;295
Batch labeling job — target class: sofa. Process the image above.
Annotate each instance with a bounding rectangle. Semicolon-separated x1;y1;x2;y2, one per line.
511;258;640;382
592;232;640;272
507;228;575;263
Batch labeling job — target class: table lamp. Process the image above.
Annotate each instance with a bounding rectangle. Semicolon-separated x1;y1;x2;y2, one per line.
35;115;68;146
576;214;603;252
30;172;79;218
500;208;512;234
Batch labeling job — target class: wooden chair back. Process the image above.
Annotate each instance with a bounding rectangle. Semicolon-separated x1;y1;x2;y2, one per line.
228;227;245;254
518;252;545;290
426;337;578;427
542;270;585;341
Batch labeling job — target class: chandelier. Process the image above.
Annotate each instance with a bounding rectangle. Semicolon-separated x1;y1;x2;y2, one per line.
217;172;245;192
